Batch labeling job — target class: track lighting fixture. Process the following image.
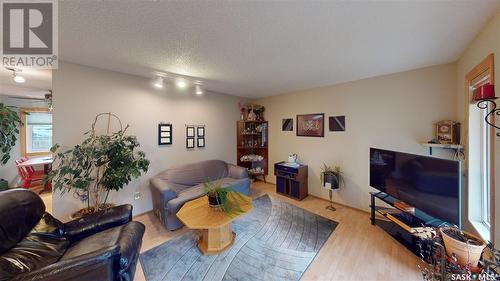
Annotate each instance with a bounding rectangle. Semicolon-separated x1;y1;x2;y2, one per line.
6;68;25;83
195;84;203;95
175;78;188;89
153;76;164;89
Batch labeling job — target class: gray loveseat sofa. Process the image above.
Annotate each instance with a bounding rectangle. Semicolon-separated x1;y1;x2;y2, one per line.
150;160;251;230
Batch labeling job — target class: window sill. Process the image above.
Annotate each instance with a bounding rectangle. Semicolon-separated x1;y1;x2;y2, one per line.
23;152;52;157
470;219;491;242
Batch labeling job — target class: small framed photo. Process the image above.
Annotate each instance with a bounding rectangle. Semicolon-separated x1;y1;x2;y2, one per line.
186;126;195;138
158;124;172;145
197;137;205;148
282;118;293;131
197;126;205;137
329;116;346;132
186;137;195;149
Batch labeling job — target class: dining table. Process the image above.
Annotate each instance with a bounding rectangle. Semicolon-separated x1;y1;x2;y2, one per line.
17;156;53;191
17;156;53;172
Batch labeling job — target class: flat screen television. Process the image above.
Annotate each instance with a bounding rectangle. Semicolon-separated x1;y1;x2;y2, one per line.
370;148;461;226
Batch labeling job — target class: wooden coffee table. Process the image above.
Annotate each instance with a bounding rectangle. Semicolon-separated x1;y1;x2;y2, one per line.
176;194;252;255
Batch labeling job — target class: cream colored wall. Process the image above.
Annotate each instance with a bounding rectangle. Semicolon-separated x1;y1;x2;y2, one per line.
52;62;246;220
456;9;500;244
256;63;457;213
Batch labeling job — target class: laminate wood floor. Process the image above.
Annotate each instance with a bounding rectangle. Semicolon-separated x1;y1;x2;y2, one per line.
134;182;423;281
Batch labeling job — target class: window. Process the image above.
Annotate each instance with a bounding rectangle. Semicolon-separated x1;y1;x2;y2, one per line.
21;109;52;156
479;93;491;228
465;53;495;241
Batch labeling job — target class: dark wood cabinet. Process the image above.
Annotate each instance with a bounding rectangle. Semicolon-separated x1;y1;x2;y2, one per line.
274;162;308;200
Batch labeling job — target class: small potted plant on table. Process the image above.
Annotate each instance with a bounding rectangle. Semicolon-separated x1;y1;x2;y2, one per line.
204;180;248;216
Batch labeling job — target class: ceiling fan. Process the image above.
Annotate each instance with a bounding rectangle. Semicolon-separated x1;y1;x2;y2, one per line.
6;90;53;110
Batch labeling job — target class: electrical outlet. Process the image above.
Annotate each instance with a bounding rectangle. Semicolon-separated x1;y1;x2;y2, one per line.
134;191;141;200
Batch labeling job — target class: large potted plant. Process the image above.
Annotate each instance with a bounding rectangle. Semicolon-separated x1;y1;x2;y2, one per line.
47;113;150;218
0;103;22;190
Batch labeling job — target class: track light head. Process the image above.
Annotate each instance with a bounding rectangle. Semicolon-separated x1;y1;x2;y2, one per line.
195;84;203;95
153;76;164;89
175;78;188;89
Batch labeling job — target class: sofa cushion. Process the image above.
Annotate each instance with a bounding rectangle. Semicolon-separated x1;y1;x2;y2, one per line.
61;222;142;262
219;178;251;195
0;213;68;281
161;160;229;186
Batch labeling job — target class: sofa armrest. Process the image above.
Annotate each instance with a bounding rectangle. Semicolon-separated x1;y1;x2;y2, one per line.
11;246;121;281
64;204;132;243
16;222;145;281
228;164;249;179
150;178;178;203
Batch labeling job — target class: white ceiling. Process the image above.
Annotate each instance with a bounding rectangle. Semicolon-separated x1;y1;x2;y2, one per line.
59;0;500;98
0;68;52;99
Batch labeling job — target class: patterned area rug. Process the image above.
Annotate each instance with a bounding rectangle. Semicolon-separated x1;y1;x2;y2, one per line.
139;195;338;281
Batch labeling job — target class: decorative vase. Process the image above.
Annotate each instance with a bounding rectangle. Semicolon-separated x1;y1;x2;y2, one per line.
247;109;256;121
69;203;116;219
207;193;226;208
323;172;339;189
440;228;486;267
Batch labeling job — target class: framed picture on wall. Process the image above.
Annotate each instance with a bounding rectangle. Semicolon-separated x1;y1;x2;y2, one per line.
329;116;346;132
186;138;195;149
197;126;205;137
197;137;205;148
297;113;324;137
186;126;195;138
158;124;172;145
282;118;293;131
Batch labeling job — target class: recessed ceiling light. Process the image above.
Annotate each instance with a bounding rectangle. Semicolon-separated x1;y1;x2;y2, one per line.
175;78;188;89
195;84;203;95
153;76;164;89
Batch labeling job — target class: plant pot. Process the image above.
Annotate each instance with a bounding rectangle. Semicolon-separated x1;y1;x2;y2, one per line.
440;228;486;267
207;193;226;208
323;172;339;189
0;179;8;191
70;203;115;219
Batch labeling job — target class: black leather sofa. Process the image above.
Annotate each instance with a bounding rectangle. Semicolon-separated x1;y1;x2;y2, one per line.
0;189;145;281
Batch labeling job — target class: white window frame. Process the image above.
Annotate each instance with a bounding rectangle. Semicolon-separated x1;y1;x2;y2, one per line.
20;108;53;157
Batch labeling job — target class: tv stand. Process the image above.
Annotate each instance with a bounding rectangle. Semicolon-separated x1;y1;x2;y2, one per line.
370;192;451;256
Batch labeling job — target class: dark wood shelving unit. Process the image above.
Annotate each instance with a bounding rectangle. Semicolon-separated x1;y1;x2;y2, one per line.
237;121;268;182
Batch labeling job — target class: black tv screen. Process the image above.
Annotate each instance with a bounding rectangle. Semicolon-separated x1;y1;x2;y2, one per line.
370;148;461;226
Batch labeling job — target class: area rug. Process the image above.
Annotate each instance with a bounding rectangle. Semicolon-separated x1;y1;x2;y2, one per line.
139;195;338;281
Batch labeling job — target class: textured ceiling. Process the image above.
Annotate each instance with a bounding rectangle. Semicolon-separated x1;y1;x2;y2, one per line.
59;1;500;98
